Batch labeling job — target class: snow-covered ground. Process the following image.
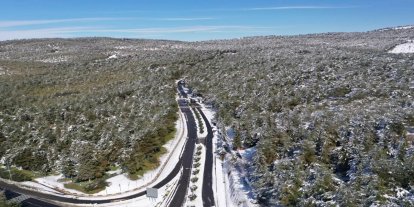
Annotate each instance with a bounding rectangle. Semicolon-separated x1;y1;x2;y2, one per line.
107;54;118;59
21;103;188;200
392;25;414;30
212;123;232;206
62;168;183;207
223;157;258;207
199;104;231;207
378;25;414;32
202;103;258;207
185;144;205;207
20;180;63;195
215;151;230;207
106;51;132;60
226;127;236;139
389;41;414;53
0;67;6;75
238;147;256;163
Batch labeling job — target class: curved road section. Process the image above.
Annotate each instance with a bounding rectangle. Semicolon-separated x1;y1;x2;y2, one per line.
168;87;198;206
0;82;198;207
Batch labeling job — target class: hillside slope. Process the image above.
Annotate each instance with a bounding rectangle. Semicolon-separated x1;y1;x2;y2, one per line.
180;28;414;206
0;26;413;205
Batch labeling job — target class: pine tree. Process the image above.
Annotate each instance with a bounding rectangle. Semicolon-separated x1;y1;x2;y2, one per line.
62;159;77;178
233;129;242;149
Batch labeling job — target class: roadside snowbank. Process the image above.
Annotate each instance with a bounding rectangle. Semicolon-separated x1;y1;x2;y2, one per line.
20;180;63;195
199;104;258;206
199;104;230;207
64;168;183;207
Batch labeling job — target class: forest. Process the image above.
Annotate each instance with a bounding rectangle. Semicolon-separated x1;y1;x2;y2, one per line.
0;26;413;204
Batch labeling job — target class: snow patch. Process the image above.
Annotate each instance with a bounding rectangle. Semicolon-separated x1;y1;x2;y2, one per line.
389;41;414;54
199;103;257;206
393;25;414;30
396;187;409;198
39;56;68;63
21;181;62;195
0;67;6;75
142;47;160;51
67;168;182;207
238;147;256;162
378;25;414;31
107;54;118;59
226;127;236;139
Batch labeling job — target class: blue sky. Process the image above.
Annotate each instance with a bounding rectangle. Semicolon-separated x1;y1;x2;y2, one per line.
0;0;413;41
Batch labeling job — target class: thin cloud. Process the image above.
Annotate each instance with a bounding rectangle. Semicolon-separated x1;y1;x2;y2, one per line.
87;25;275;34
0;25;277;40
153;17;216;21
0;25;289;41
0;27;97;40
246;6;356;11
0;18;129;28
0;17;216;28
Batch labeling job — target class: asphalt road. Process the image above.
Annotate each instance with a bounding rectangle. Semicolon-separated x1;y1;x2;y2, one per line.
0;187;59;207
168;94;198;207
197;107;215;207
0;82;199;207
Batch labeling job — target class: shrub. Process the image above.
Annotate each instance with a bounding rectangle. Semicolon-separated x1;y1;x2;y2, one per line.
188;193;197;201
190;185;198;192
192;169;200;175
191;177;198;183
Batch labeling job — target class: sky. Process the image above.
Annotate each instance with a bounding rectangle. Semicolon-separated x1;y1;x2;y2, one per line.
0;0;413;41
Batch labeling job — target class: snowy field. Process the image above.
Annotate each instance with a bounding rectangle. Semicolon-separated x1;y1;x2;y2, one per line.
389;41;414;53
